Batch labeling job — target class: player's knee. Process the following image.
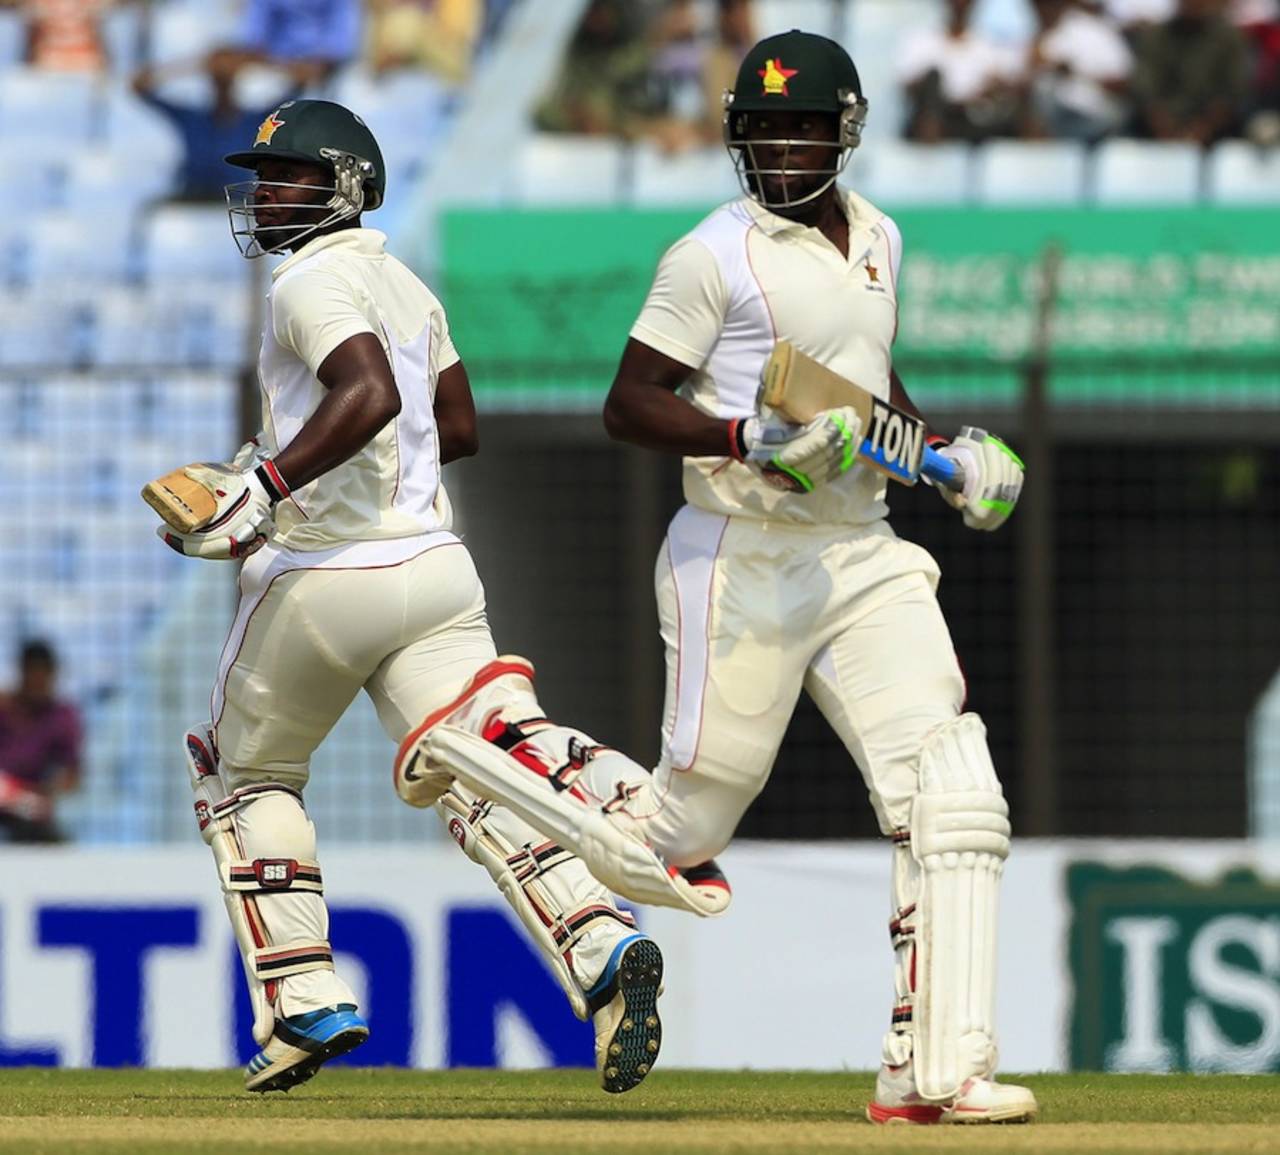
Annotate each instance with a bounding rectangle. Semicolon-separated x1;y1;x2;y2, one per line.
652;811;738;870
221;761;310;797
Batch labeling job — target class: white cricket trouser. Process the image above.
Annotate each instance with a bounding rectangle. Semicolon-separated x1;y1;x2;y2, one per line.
213;539;497;781
212;535;627;1006
638;505;967;866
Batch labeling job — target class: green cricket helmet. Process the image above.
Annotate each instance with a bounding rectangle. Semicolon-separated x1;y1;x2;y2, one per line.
223;99;386;258
723;30;868;212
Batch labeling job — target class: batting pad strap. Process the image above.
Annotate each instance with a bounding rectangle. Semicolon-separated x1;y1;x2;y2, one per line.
211;782;305;821
252;940;334;981
550;903;637;951
224;857;324;894
911;792;1010;862
507;841;576;884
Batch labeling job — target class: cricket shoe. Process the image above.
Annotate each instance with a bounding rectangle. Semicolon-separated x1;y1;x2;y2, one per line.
586;934;664;1094
674;859;732;915
867;1058;1037;1125
244;1004;369;1093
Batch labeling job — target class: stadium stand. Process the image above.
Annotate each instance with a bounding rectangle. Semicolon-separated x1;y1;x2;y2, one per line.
1093;139;1203;205
973;140;1089;205
2;0;1276;844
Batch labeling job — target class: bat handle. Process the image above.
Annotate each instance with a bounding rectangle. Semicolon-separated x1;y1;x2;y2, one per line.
922;445;965;494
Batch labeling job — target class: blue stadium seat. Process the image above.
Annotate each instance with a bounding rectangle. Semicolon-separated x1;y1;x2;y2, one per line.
103;86;186;185
101;3;144;76
90;292;188;367
756;0;838;37
0;9;22;68
0;68;98;143
150;3;226;65
858;141;972;206
24;213;137;285
514;134;625;205
974;140;1087;205
1206;141;1280;204
632;143;741;207
177;292;255;368
0;292;94;367
142;205;250;283
1093;140;1201;205
63;150;179;219
331;67;452;182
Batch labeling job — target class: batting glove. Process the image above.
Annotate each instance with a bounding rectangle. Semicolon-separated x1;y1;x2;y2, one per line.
934;427;1024;531
230;430;269;470
729;406;863;494
157;460;290;560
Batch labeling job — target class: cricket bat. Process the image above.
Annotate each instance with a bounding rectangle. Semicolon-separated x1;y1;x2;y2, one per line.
760;341;964;492
141;467;218;533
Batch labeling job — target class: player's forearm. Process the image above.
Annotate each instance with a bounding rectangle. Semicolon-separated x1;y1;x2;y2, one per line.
272;379;401;490
604;382;736;458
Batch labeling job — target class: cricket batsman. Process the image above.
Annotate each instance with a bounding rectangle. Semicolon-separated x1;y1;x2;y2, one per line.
399;31;1037;1124
152;98;724;1094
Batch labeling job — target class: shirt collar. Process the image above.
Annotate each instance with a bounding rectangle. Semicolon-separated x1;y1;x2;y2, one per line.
741;186;875;238
272;227;387;280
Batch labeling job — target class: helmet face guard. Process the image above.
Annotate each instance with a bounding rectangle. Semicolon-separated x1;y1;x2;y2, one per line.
723;90;868;212
225;147;378;259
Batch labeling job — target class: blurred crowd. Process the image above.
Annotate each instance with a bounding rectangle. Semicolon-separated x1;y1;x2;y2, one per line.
533;0;754;152
900;0;1280;147
535;0;1279;152
0;640;81;845
0;0;517;197
0;0;514;80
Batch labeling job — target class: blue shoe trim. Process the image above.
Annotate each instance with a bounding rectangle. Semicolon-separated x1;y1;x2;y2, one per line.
585;933;646;1001
273;1005;368;1050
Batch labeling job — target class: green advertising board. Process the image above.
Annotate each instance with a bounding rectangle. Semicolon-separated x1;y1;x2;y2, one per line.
440;206;1280;412
1069;862;1280;1073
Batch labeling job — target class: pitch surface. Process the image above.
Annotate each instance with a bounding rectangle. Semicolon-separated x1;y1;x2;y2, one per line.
1;1069;1277;1154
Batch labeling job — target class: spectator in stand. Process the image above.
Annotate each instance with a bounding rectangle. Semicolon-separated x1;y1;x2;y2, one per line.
700;0;756;140
216;0;362;88
1132;0;1250;144
365;0;483;85
132;49;301;202
1232;0;1280;143
897;0;1023;141
533;0;664;140
635;0;759;150
10;0;111;71
1092;0;1177;31
1023;0;1133;141
0;640;83;845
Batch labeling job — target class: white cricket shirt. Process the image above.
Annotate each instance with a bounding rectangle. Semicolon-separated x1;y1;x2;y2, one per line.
260;228;457;553
631;188;902;527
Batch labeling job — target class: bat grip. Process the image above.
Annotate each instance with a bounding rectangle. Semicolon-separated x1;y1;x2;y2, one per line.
922;445;965;494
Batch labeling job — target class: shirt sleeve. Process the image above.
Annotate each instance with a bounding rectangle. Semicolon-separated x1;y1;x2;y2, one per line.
882;215;904;344
630;236;728;370
271;266;379;378
431;306;460;375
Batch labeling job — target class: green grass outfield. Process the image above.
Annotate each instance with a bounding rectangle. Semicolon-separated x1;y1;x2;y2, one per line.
2;1069;1278;1155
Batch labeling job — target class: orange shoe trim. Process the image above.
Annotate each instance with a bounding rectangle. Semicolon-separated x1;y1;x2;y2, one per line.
866;1101;944;1125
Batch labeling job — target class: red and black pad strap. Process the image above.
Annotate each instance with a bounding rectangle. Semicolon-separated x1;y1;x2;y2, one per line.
253;941;334;980
551;903;638;951
226;857;324;894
